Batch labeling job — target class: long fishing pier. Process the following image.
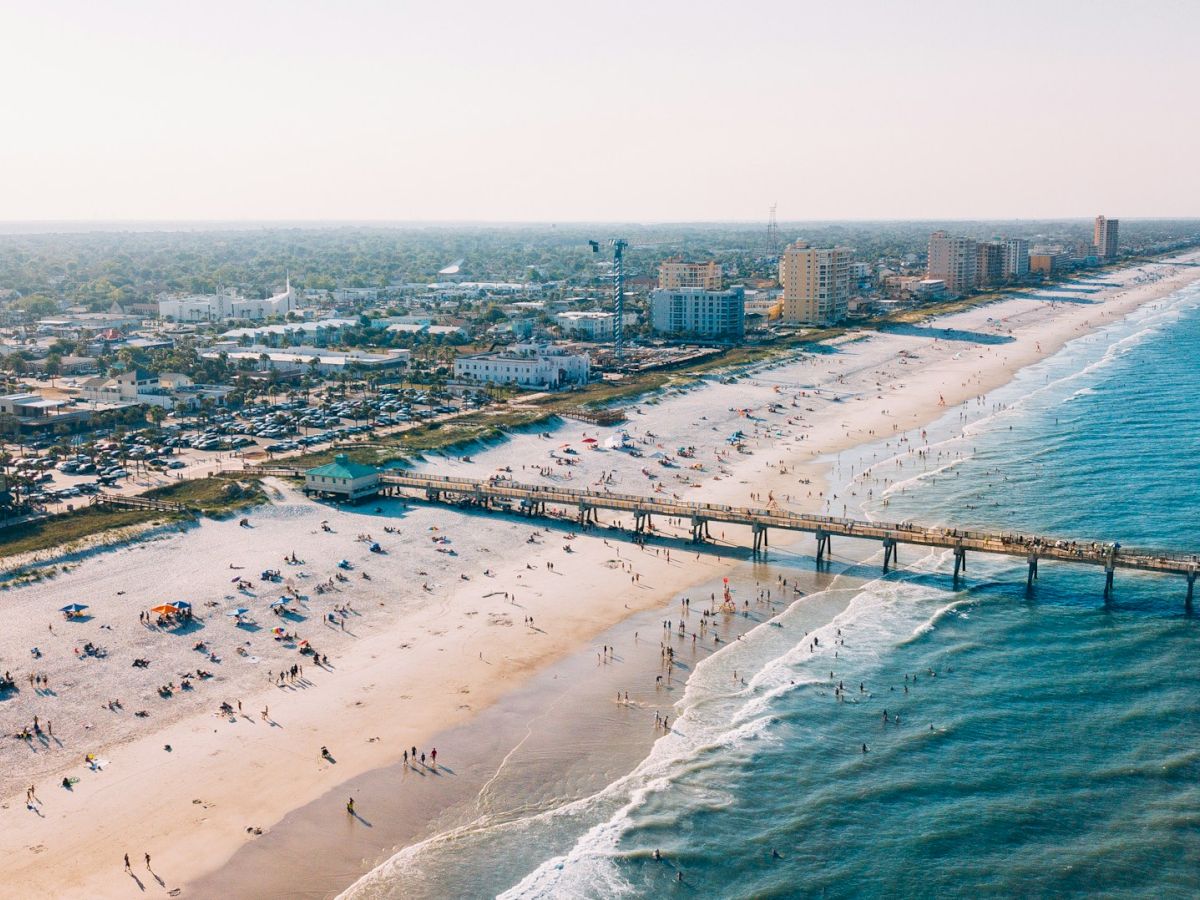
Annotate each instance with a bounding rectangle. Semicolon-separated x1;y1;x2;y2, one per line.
285;465;1200;603
250;464;1199;600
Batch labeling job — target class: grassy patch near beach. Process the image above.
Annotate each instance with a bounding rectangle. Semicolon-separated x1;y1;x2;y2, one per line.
145;475;268;516
0;506;171;561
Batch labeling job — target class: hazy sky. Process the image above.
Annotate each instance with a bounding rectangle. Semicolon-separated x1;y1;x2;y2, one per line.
1;0;1196;222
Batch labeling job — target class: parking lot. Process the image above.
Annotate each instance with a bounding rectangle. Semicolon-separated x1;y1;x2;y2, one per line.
1;386;494;517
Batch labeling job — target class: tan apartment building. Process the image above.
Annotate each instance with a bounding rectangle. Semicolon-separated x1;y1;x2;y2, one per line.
1029;251;1070;274
976;241;1005;287
926;231;978;294
778;241;852;325
658;257;723;290
1094;215;1119;258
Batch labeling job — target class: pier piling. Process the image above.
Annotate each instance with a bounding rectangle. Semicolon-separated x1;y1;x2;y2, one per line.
752;522;769;555
882;538;897;573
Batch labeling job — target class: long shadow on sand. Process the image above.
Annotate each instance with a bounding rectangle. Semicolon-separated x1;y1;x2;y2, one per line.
387;498;759;568
1019;291;1097;305
876;323;1015;345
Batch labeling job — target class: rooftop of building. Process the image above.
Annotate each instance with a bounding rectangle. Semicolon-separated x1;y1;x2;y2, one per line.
306;454;379;480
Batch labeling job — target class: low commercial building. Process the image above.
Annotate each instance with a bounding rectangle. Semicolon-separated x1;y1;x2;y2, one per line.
554;311;636;341
28;355;98;375
331;288;379;303
914;279;948;300
76;369;231;410
304;454;380;501
384;322;469;339
0;392;92;433
221;318;357;348
649;287;745;339
453;344;590;390
202;345;410;376
1029;252;1071;274
743;295;783;329
556;311;614;340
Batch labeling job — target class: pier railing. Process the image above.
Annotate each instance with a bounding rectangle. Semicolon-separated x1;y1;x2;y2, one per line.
375;471;1200;602
241;463;1199;601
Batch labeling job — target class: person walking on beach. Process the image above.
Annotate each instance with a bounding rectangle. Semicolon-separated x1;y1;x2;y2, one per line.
124;853;131;872
431;748;437;767
347;797;355;815
145;852;152;870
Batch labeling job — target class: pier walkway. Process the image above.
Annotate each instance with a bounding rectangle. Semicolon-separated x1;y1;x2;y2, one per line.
91;492;192;515
377;472;1200;601
249;465;1200;601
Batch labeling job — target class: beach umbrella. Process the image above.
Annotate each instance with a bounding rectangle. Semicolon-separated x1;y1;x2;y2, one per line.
59;603;89;613
581;437;597;444
174;601;192;611
150;604;179;615
298;639;310;648
272;627;286;636
269;598;288;608
226;607;249;617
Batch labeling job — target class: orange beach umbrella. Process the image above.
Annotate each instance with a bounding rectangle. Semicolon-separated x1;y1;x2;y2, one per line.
150;604;179;615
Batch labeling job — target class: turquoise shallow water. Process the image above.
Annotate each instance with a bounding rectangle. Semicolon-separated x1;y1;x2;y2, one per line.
347;278;1200;899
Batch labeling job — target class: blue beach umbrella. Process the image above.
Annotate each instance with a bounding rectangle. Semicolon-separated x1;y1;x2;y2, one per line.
226;607;250;617
60;603;89;613
175;601;193;611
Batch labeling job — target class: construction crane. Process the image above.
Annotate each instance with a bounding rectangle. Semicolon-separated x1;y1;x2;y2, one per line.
589;238;629;359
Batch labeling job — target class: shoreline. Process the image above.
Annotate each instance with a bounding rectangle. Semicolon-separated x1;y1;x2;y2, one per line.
2;253;1199;899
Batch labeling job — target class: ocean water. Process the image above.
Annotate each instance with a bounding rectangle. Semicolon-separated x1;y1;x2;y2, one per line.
345;279;1200;899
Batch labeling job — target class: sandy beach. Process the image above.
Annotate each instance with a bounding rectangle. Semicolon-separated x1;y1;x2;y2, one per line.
3;253;1199;899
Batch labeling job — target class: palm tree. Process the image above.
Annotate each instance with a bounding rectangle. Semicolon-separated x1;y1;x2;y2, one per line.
147;405;167;432
0;412;23;457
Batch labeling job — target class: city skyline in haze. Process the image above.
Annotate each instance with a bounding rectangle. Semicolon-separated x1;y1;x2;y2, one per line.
1;0;1197;223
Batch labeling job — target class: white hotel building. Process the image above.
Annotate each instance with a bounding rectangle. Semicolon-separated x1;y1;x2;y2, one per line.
454;344;590;390
158;279;297;322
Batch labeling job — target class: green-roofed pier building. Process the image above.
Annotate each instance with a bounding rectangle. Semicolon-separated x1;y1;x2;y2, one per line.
304;454;381;501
